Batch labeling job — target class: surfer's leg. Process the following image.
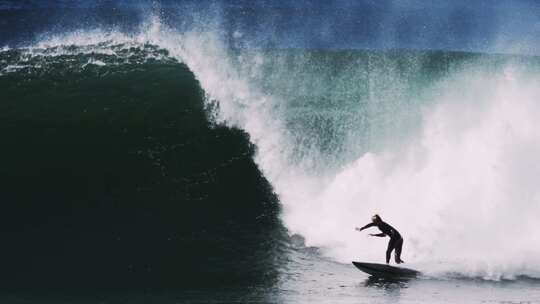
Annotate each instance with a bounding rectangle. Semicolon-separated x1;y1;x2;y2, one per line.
386;238;396;264
395;238;404;264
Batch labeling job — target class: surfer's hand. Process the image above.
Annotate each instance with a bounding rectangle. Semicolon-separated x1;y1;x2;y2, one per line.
369;234;376;236
355;227;363;232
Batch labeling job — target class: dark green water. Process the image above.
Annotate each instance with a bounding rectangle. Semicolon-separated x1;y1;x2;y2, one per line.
0;46;284;291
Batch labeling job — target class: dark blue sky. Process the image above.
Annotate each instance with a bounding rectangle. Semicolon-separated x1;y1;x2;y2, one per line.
1;0;540;54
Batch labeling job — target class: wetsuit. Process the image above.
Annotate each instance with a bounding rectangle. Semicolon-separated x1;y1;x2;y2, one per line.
360;221;404;264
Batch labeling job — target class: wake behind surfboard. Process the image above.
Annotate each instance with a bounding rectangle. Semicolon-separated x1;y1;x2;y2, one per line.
352;261;420;278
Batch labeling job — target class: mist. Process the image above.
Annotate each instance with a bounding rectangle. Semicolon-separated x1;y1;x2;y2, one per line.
3;1;540;54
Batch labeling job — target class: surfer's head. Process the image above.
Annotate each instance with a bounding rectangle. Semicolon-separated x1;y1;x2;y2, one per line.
372;214;381;223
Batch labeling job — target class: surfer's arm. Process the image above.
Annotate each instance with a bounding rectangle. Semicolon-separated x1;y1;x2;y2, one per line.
369;233;386;237
356;223;375;231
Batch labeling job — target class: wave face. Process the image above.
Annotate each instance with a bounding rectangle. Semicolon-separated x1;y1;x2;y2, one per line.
0;40;284;289
3;11;540;289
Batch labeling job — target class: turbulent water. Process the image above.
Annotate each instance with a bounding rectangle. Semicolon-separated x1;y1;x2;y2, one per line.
3;6;540;303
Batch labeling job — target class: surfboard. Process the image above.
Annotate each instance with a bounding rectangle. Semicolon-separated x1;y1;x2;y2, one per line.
352;261;420;278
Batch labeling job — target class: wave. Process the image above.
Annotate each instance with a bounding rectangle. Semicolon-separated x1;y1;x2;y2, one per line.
5;15;540;283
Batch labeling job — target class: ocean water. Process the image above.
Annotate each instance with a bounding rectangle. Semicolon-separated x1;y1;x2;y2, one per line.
2;2;540;303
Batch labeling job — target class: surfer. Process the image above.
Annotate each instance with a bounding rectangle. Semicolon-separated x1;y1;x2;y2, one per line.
355;214;405;265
